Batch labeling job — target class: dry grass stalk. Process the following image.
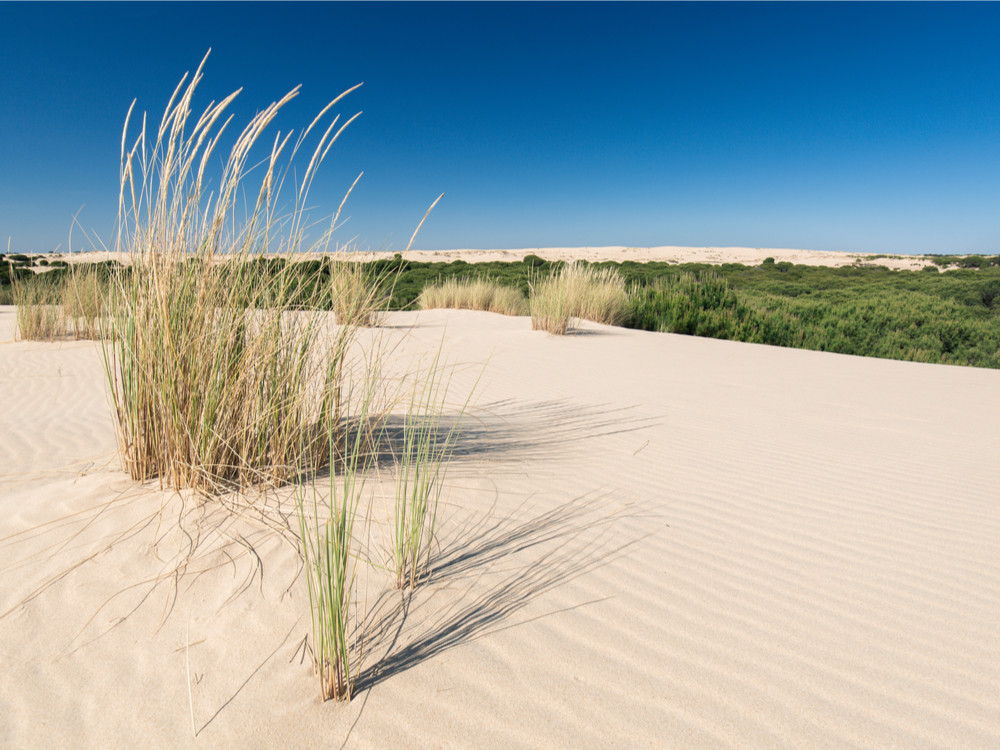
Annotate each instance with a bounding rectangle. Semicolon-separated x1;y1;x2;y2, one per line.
12;265;111;341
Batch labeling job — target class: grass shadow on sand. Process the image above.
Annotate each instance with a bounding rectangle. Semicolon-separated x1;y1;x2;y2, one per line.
369;398;660;470
351;489;659;695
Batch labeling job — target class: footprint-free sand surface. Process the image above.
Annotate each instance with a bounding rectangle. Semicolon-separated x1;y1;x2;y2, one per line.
1;302;998;748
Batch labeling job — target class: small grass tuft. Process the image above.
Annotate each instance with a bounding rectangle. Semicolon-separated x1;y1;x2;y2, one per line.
390;350;468;589
296;374;380;701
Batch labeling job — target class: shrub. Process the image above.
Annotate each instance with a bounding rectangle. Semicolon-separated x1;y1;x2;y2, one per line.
1;263;32;286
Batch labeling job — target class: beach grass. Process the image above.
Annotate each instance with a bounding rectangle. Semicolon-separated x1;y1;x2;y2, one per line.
63;265;109;340
101;52;368;491
418;276;528;316
530;262;630;334
10;264;110;341
96;55;472;702
327;259;390;327
296;373;380;701
390;350;468;588
12;275;66;341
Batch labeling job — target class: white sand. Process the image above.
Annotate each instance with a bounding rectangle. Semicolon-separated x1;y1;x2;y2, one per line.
43;244;942;271
1;302;998;748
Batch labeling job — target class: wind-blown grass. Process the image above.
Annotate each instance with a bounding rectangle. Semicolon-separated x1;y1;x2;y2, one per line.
327;259;389;327
101;53;368;491
11;264;111;341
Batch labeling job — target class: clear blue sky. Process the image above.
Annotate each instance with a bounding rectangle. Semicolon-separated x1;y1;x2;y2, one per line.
2;1;999;255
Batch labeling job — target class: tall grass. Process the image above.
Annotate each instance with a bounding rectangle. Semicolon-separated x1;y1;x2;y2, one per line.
11;265;110;341
573;265;631;326
530;262;630;334
418;276;528;316
327;260;388;327
102;53;368;491
63;266;109;340
12;274;65;341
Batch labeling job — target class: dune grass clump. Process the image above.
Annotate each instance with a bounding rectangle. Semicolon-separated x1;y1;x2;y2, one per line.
574;265;631;326
327;260;389;327
529;271;574;335
11;265;111;341
418;276;528;316
530;262;631;334
63;266;110;340
102;53;369;491
12;274;66;341
97;53;473;704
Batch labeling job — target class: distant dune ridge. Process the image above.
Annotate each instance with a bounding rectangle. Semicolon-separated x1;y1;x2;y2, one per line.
40;244;939;271
2;302;999;748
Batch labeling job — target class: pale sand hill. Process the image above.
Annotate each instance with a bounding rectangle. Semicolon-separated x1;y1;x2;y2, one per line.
43;245;939;271
1;304;998;748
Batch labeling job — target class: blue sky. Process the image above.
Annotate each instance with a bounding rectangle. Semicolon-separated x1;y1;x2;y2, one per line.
1;1;999;255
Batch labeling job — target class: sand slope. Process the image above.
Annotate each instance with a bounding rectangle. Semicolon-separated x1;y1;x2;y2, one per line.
1;304;998;748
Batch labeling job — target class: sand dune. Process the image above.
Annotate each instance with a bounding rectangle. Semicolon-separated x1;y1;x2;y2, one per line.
43;244;939;271
1;304;998;748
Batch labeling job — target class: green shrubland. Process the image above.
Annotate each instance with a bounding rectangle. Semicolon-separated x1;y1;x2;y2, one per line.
10;254;1000;367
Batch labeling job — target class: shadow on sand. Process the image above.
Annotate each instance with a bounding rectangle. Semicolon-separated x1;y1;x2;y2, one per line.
351;488;659;695
363;396;660;471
